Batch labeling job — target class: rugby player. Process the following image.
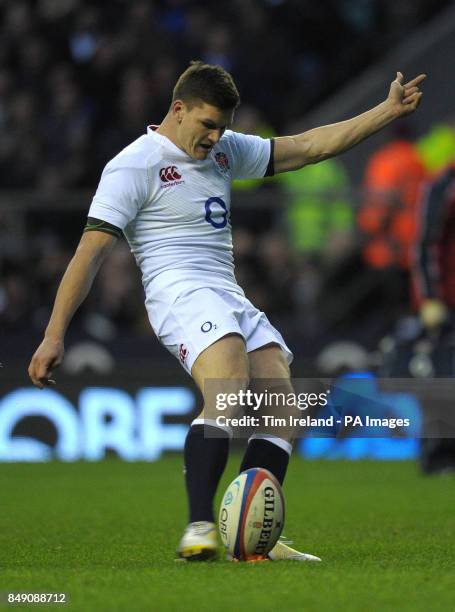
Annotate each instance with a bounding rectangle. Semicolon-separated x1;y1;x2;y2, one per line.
28;61;425;561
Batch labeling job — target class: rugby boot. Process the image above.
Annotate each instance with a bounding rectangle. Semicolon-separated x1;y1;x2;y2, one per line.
267;536;322;562
177;521;218;561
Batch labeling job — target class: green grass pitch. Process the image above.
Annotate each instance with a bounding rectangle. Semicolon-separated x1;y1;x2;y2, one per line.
1;457;454;611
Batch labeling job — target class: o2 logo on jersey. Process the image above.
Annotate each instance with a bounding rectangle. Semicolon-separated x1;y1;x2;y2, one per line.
160;166;184;187
205;197;229;229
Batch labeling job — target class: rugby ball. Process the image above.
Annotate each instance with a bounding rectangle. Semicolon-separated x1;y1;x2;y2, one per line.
218;467;285;560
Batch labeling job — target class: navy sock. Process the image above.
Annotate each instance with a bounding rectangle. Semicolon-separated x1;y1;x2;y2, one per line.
239;438;290;485
184;424;230;523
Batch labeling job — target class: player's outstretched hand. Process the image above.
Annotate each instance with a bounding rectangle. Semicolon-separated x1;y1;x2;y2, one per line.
28;337;64;389
387;72;426;116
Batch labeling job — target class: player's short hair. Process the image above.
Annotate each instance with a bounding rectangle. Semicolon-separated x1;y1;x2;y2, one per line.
172;61;240;110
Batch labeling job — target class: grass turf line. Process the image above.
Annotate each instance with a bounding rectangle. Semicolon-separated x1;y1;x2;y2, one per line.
1;457;454;611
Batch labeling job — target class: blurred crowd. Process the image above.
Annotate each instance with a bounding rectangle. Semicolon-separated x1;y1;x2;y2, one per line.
0;0;450;190
1;0;455;367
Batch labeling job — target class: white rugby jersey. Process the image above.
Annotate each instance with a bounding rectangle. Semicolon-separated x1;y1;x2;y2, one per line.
87;126;272;297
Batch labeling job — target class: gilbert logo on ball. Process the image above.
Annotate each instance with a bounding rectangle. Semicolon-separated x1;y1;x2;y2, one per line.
219;467;285;560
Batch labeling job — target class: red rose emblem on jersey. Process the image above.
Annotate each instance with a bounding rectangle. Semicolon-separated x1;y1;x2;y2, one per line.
215;152;230;172
179;343;188;364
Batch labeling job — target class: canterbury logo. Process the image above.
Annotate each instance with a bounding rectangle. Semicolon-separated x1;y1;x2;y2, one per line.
160;166;182;182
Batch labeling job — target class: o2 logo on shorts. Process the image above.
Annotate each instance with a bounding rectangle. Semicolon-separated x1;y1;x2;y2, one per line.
205;197;229;229
201;321;217;333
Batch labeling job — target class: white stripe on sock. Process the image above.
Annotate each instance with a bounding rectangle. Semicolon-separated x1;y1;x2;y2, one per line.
248;433;292;455
191;418;233;438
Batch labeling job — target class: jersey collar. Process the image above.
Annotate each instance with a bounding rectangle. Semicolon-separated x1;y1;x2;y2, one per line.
147;124;188;158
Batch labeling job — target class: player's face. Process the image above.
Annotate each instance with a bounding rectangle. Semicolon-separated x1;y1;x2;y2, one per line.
176;101;234;160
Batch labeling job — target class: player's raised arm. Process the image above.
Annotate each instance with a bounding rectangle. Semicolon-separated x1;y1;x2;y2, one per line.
273;72;426;174
28;229;117;388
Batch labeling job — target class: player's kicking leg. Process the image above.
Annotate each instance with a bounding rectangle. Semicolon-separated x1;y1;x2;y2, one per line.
177;334;249;561
240;344;321;562
177;336;321;562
